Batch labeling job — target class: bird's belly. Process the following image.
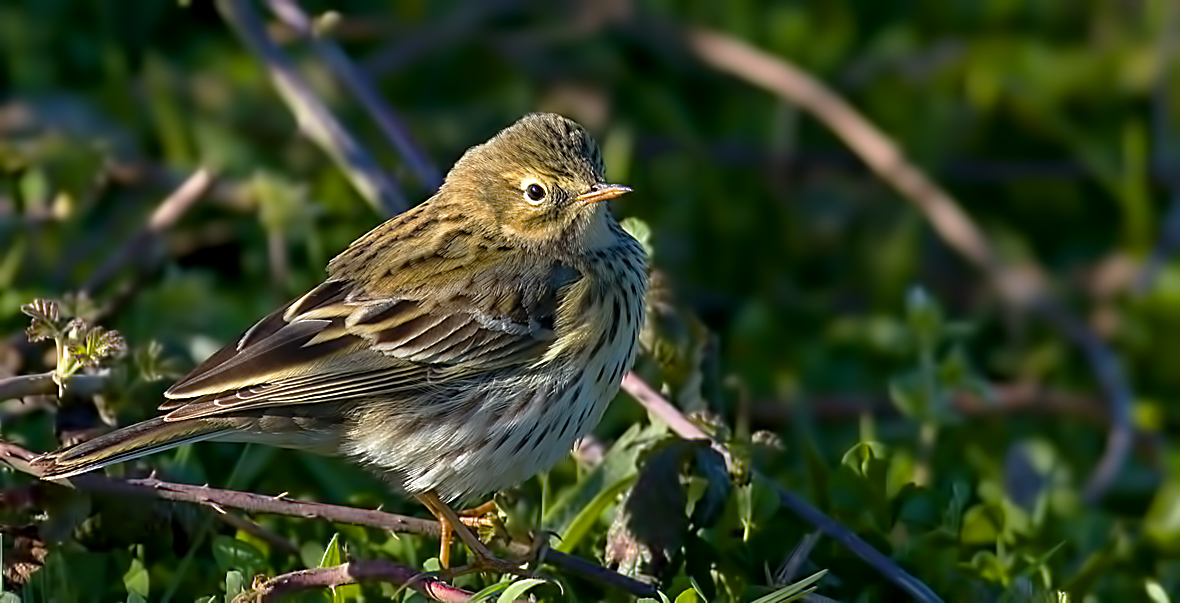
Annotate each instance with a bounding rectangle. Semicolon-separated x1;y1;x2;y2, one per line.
344;338;637;503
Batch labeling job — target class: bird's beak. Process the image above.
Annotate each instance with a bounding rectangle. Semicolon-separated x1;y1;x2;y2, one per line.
577;183;632;204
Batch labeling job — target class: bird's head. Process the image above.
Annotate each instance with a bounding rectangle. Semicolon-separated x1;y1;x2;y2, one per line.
441;113;631;254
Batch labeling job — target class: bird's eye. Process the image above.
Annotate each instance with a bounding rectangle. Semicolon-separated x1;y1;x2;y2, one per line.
525;183;546;203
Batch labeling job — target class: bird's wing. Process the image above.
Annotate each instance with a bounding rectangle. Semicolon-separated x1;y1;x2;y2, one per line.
157;261;575;421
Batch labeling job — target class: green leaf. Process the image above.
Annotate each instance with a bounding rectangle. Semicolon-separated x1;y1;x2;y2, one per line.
122;558;150;598
318;533;360;602
224;570;245;602
319;533;345;567
549;421;665;534
469;580;513;602
751;569;828;603
1146;479;1180;551
674;588;702;603
888;370;929;419
21;298;62;342
496;578;550;602
1146;579;1171;603
960;504;1003;545
840;441;888;481
556;473;636;553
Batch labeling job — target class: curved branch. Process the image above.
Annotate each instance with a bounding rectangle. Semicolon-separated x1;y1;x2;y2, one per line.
684;26;1133;504
251;560;474;602
82;168;216;295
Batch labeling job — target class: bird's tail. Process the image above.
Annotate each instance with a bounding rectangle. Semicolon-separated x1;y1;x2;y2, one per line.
32;417;226;479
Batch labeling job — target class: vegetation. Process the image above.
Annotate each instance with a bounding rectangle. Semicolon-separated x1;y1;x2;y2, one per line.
0;0;1176;601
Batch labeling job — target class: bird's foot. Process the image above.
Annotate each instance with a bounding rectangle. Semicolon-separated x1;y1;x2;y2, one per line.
436;539;533;580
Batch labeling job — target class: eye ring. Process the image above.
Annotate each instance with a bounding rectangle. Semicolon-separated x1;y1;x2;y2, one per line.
524;182;546;204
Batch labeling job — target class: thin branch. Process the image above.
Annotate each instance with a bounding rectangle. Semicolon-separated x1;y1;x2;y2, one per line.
82;168;216;295
1036;306;1134;501
263;0;442;190
215;0;406;215
684;26;1134;504
0;371;107;401
622;372;944;603
93;475;445;536
249;559;474;602
685;29;1006;288
0;440;657;598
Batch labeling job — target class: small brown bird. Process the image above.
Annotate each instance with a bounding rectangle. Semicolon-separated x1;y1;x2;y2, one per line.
33;113;648;571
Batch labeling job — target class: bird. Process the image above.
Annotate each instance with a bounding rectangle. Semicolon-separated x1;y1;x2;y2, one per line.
32;112;649;573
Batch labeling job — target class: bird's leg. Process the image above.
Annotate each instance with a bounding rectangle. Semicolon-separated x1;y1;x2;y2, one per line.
437;512;453;568
416;490;525;576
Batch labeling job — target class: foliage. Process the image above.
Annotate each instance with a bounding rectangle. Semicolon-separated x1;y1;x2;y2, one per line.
1;0;1177;601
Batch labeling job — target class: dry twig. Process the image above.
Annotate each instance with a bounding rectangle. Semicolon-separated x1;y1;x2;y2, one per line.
82;168;216;295
215;0;406;215
263;0;442;190
248;560;474;602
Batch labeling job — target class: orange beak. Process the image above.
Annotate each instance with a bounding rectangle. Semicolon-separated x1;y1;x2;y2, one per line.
577;183;632;204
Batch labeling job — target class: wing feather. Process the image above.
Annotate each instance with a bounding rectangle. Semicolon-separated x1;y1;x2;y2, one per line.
157;254;577;421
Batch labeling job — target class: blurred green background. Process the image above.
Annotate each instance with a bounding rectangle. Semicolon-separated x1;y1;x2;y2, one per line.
1;0;1178;601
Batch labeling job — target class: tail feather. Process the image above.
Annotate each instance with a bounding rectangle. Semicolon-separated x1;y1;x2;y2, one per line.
33;417;225;479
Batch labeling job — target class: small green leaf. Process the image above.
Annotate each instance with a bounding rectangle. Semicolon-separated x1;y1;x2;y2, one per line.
319;533;344;567
674;588;702;603
556;473;636;553
888;370;928;419
469;579;513;602
21;298;62;342
122;558;150;598
317;533;359;602
960;504;1003;545
1146;579;1170;603
840;441;888;479
224;570;244;602
497;578;550;602
751;569;828;603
